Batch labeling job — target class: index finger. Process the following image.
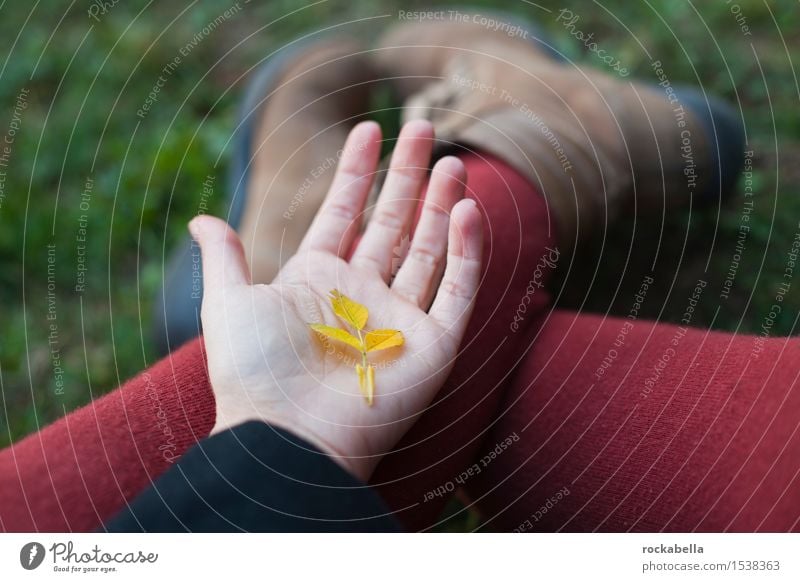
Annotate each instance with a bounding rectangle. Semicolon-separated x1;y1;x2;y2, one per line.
297;121;382;256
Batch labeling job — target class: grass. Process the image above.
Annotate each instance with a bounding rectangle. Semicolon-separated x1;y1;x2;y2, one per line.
0;0;797;528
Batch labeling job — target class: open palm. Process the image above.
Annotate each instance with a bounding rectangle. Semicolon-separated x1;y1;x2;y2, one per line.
191;120;483;481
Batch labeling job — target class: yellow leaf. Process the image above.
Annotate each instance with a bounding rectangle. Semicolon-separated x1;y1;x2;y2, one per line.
309;324;363;351
329;289;368;330
366;364;375;405
364;329;404;352
356;364;375;405
356;364;365;395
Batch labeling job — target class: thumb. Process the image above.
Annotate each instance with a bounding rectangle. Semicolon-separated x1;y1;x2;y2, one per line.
188;216;251;302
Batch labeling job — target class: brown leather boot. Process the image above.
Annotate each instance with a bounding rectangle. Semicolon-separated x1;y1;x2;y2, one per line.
240;38;380;283
372;15;560;100
374;17;743;248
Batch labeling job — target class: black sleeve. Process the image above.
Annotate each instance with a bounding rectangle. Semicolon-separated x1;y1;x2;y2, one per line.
103;421;402;532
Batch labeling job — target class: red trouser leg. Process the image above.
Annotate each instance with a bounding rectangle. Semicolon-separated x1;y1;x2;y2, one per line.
0;339;214;532
464;311;800;532
0;152;556;532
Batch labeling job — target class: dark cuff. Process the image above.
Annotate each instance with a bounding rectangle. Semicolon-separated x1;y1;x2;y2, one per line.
104;421;402;532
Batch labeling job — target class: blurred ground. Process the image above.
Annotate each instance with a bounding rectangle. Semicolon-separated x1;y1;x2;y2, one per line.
0;0;797;529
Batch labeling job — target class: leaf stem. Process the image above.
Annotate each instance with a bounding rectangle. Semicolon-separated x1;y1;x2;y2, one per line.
355;328;367;366
356;329;367;370
354;327;371;404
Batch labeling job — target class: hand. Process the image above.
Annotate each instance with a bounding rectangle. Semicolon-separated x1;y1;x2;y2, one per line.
190;120;483;482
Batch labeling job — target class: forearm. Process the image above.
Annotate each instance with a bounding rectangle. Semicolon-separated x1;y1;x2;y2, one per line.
104;421;402;532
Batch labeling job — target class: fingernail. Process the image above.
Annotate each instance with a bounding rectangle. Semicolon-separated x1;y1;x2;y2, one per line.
188;217;202;238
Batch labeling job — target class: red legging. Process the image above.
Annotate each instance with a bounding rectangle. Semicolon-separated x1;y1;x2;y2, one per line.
1;152;798;532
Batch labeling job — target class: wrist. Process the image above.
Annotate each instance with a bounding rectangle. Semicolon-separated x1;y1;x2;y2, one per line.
211;405;374;482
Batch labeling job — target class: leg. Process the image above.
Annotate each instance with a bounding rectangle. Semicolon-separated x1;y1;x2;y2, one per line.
368;13;743;530
464;311;800;532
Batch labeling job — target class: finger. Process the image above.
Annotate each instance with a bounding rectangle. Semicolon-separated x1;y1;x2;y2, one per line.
298;121;382;256
391;156;466;309
188;215;251;304
428;198;483;338
350;119;434;280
